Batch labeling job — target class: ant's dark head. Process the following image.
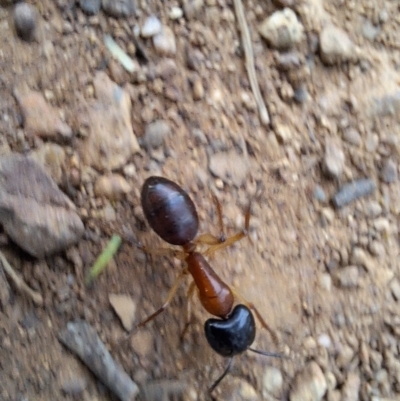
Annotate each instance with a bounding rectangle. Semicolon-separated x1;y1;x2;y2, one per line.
204;304;256;357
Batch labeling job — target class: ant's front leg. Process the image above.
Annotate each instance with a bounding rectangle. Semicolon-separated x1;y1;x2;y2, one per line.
132;239;186;261
203;202;251;258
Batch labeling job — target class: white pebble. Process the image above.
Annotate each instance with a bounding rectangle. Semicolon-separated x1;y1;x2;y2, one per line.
259;8;304;50
262;366;283;397
169;6;183;20
319;25;358;65
290;361;327;401
123;163;136;178
323;137;345;178
141;15;162;38
153;26;177;55
317;334;331;349
318;273;332;291
373;217;390;233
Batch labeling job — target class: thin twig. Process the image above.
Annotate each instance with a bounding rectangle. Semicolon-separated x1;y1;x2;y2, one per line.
59;321;139;401
0;250;43;306
233;0;270;126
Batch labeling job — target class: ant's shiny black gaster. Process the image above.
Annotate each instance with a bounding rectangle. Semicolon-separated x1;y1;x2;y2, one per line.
141;176;199;246
204;304;256;357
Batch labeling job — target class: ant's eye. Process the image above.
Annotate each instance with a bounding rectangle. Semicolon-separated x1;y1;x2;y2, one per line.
204;304;256;357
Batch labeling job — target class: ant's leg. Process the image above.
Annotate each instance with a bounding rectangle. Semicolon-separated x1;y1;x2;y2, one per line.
194;194;228;247
230;287;279;346
195;233;223;246
212;193;226;242
203;203;251;258
133;240;186;260
136;269;189;328
180;281;196;341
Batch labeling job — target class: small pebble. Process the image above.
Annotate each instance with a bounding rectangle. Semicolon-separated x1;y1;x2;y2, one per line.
372;91;400;120
365;200;382;218
218;377;257;401
183;0;204;20
351;247;375;272
290;361;327;401
334;266;359;288
61;376;88;395
109;293;137;331
262;366;283;397
321;207;334;224
341;372;360;401
94;174;132;200
342;127;361;146
123;163;136;178
30;143;66;184
192;76;204;100
317;334;331;349
325;372;337;391
143;120;170;149
274;123;292;143
79;0;101;15
294;86;309;103
380;158;398;183
389;278;400;301
373;217;390;233
332;179;376;209
368;240;385;258
361;19;380;41
169;6;183;20
323;137;345;178
209;151;249;187
379;9;389;23
259;8;304;50
365;132;379;152
319;25;357;65
153;26;176;56
140;379;189;400
313;185;327;203
275;52;302;71
101;203;116;222
141;15;162;38
14;87;72;140
336;345;355;369
303;336;317;350
327;390;341;401
192;128;207;145
14;3;37;42
102;0;135;17
318;273;332;291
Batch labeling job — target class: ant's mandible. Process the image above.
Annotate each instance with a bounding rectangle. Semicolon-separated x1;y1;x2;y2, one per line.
137;176;282;392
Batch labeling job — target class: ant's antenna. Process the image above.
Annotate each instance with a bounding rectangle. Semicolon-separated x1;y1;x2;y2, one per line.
208;357;234;394
208;350;285;395
248;348;286;358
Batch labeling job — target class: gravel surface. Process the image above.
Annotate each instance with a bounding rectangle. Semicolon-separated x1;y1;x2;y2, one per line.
1;0;400;400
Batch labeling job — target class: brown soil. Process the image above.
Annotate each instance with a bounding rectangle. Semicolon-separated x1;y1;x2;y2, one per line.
1;1;400;400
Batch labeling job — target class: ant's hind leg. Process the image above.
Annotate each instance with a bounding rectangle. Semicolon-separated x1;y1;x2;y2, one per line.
136;269;189;328
230;287;279;346
180;281;196;341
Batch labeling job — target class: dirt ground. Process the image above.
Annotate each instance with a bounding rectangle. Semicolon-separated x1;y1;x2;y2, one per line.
1;0;400;400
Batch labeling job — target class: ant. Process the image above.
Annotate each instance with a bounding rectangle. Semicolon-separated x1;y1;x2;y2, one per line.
136;176;282;393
